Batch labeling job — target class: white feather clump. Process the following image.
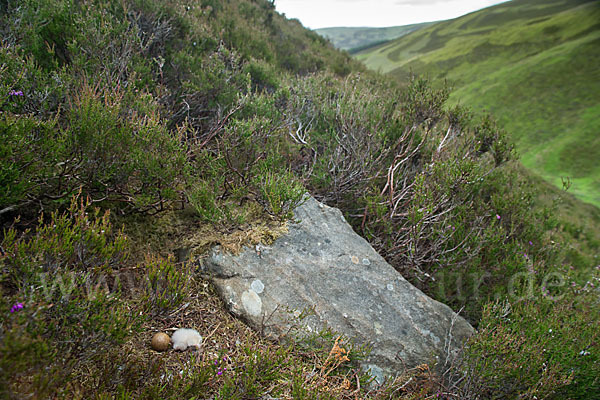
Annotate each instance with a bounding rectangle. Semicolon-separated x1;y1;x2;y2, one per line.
171;328;202;351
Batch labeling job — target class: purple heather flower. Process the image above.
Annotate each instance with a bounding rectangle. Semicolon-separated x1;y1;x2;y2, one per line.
10;302;24;313
529;241;533;246
9;90;23;96
217;369;223;376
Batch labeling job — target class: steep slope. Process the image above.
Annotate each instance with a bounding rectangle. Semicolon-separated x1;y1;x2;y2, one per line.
1;0;599;398
355;0;600;206
315;22;435;52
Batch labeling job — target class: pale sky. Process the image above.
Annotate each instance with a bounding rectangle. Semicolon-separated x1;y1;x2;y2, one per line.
275;0;511;29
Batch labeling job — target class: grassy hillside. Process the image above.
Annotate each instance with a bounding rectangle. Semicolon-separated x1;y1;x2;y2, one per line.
315;22;435;52
1;0;599;398
355;0;600;207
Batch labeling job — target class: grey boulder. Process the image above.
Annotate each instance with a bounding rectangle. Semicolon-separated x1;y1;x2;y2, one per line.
201;196;474;382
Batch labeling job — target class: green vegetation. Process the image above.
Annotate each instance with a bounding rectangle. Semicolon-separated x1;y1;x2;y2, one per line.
355;0;600;207
0;0;598;398
315;22;435;52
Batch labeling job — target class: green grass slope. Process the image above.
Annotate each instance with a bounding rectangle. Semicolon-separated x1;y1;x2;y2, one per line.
315;22;435;52
355;0;600;206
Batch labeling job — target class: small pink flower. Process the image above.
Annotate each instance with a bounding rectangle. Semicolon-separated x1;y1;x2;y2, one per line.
496;214;501;220
10;302;24;313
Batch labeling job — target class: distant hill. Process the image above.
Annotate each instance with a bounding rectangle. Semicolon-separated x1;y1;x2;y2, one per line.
315;22;435;52
355;0;600;207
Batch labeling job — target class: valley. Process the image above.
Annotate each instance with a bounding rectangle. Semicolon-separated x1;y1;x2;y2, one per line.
352;0;600;206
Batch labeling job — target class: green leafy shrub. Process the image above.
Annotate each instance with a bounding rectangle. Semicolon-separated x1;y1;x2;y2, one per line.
183;108;306;222
400;76;449;129
2;193;127;286
474;113;515;166
0;0;358;222
171;44;251;130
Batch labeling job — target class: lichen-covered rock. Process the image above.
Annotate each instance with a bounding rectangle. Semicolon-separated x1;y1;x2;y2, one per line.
200;196;474;382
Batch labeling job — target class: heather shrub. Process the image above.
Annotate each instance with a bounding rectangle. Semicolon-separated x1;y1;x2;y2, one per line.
187;177;230;223
0;43;69;117
417;163;563;319
13;0;77;72
2;196;127;284
68;0;150;87
170;44;251;130
400;76;449;129
0;0;357;221
457;291;599;399
244;59;280;92
142;254;191;315
251;167;306;221
283;73;402;207
0;194;138;396
297;76;556;322
184;110;306;222
1;81;189;216
0;113;63;213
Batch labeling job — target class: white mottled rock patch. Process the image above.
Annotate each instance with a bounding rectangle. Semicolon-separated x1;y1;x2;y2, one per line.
241;290;262;316
250;279;265;294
